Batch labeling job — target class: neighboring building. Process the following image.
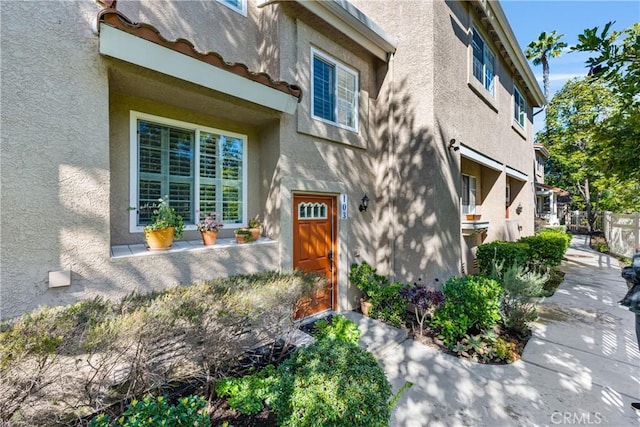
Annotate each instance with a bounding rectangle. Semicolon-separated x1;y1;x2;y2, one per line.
534;143;568;224
0;0;544;319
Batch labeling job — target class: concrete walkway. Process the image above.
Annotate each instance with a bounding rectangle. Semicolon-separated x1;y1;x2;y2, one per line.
344;235;640;426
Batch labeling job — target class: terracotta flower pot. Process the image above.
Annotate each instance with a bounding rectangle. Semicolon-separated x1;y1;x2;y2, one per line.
200;230;218;246
248;227;261;241
235;233;250;244
145;227;175;251
360;299;373;317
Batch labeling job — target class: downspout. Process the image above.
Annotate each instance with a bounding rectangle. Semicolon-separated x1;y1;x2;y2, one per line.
388;52;396;280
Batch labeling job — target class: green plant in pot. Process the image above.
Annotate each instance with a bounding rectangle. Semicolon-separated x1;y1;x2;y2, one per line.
349;261;387;316
197;211;224;246
234;228;253;244
247;214;263;241
143;196;185;251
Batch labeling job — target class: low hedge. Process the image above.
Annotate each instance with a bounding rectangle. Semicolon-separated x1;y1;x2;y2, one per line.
519;230;570;267
476;241;530;274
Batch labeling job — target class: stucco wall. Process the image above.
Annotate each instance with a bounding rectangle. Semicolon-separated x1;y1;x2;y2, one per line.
1;1;110;319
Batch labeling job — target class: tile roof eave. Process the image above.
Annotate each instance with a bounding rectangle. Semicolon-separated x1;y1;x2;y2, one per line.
96;8;303;103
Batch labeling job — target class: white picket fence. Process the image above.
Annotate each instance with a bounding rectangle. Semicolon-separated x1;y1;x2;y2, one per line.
566;210;603;233
603;211;640;258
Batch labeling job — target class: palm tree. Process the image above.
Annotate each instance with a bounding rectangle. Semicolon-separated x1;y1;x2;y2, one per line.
525;31;567;102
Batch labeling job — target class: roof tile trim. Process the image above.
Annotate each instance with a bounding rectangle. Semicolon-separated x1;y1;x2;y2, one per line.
97;8;303;102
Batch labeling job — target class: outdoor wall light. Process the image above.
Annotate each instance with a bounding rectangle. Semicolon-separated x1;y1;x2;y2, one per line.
359;194;369;212
516;202;523;215
448;138;460;151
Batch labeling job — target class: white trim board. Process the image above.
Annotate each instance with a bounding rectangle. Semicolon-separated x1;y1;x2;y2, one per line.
99;23;299;114
460;145;503;171
506;166;528;181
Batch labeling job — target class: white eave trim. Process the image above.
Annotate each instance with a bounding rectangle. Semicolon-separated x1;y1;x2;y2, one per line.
506;166;528;181
99;23;299;114
296;0;397;61
460;145;503;171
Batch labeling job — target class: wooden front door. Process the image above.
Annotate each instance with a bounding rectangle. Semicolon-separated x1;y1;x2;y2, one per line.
293;194;337;318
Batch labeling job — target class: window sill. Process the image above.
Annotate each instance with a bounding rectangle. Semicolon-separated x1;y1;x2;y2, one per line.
511;123;527;140
467;80;498;113
111;237;276;259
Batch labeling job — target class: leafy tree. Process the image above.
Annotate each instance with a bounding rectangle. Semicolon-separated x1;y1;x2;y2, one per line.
572;22;640;180
538;78;621;231
525;31;567;101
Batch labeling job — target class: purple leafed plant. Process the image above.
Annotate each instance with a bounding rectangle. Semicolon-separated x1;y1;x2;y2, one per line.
399;279;445;335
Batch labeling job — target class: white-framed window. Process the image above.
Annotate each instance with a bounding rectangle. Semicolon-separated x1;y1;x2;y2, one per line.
216;0;247;16
513;86;526;128
472;27;495;96
462;174;477;214
129;111;247;232
311;48;359;132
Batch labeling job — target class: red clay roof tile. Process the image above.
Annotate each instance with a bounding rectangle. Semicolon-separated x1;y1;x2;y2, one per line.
97;7;302;103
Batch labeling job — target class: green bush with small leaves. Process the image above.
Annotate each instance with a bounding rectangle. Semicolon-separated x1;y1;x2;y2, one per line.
273;339;391;426
476;241;530;275
431;276;502;347
90;395;209;426
349;262;407;327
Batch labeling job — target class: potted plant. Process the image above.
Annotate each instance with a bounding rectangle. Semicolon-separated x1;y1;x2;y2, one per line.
349;261;385;317
197;212;224;246
234;228;253;244
247;214;263;241
143;196;185;251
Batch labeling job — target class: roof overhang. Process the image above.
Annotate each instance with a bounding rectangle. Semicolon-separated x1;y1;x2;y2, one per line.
506;166;528;182
469;0;545;107
97;10;301;114
292;0;397;61
460;145;503;171
534;143;550;158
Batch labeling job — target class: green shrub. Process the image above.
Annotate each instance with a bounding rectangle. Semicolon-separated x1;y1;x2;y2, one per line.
543;225;568;234
476;241;530;275
273;339;391;426
90;395;209;426
369;282;407;327
518;230;569;267
431;276;502;347
349;262;407;327
494;337;517;363
314;315;360;345
215;365;279;415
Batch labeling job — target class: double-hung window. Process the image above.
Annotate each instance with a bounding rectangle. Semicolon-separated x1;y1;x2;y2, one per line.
472;28;495;96
216;0;247;16
513;86;526;128
311;48;358;131
462;174;477;214
130;112;247;231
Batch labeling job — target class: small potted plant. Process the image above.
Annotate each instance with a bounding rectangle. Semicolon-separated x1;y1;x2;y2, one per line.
197;212;224;246
247;214;263;241
143;196;185;251
234;228;253;244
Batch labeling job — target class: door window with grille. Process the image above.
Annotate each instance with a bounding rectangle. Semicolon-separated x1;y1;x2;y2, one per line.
131;112;246;230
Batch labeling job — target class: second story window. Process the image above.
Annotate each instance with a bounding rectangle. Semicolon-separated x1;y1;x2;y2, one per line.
217;0;247;16
472;28;495;96
311;49;358;131
514;86;526;128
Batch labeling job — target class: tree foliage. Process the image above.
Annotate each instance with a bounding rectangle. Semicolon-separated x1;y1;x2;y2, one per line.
571;22;640;180
537;77;640;224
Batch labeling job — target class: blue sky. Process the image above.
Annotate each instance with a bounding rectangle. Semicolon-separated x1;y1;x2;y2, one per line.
500;0;640;135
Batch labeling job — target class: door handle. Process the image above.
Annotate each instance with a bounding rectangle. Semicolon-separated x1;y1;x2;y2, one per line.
328;249;334;271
